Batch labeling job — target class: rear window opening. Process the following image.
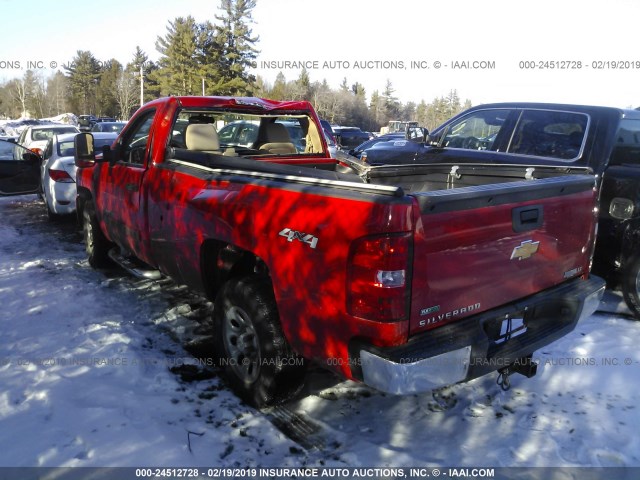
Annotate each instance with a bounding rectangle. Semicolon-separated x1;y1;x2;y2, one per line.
168;109;326;158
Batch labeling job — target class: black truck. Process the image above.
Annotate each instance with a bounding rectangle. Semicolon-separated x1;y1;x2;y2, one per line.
361;103;640;319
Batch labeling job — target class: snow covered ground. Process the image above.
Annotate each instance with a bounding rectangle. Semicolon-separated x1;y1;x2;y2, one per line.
1;194;639;470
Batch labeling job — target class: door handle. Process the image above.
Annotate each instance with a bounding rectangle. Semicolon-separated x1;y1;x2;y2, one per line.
512;205;543;232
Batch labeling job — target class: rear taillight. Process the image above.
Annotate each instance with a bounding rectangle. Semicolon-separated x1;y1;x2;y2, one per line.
348;233;412;322
48;169;74;183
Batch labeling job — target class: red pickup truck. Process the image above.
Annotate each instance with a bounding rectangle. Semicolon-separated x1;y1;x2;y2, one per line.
74;96;605;407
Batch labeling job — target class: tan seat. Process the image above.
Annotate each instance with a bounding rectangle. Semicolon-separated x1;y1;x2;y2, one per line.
258;123;297;154
185;123;221;153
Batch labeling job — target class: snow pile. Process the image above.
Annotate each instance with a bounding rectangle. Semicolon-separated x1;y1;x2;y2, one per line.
42;112;78;126
0;113;78;137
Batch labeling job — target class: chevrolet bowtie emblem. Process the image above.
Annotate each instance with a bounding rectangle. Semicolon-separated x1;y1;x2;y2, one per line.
510;240;540;260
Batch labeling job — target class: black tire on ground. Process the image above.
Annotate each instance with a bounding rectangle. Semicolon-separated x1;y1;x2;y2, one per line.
43;190;61;222
212;275;306;408
621;255;640;320
46;207;60;221
82;200;112;268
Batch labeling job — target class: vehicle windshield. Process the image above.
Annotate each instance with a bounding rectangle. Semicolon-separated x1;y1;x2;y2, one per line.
30;127;78;142
169;109;325;157
96;123;125;133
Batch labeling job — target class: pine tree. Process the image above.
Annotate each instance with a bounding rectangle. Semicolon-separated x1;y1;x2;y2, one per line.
291;68;311;100
195;20;220;95
128;46;147;104
212;0;259;95
269;72;287;100
96;59;122;117
382;79;400;121
64;50;102;114
154;16;200;95
131;46;149;73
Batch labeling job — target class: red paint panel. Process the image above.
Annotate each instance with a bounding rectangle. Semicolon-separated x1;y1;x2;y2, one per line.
409;188;597;334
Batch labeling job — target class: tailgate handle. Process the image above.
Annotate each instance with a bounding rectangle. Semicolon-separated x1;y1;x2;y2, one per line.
512;205;543;232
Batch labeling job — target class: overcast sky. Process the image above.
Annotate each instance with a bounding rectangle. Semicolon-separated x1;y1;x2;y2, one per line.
1;0;639;108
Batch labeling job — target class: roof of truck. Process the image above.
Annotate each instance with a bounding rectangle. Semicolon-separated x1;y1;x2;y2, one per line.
148;96;315;113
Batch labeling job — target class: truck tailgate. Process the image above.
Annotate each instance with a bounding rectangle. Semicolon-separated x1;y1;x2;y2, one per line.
409;175;597;335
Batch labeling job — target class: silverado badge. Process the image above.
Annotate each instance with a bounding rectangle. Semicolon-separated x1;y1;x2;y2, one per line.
510;240;540;260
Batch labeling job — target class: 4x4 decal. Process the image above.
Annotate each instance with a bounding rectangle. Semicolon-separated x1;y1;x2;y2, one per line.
279;228;318;249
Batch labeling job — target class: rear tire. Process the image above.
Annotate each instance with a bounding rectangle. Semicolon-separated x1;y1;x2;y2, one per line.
621;255;640;320
43;190;61;222
82;200;112;268
212;275;306;408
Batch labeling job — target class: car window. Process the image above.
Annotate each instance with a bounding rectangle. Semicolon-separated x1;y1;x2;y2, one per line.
218;122;259;147
118;110;156;165
610;119;640;166
57;139;76;157
509;110;588;160
0;140;15;160
440;109;510;151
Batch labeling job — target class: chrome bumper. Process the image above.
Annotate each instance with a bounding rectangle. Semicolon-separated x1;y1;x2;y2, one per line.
358;276;606;395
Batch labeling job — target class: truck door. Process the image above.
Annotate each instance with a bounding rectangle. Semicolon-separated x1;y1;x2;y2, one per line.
98;108;157;255
0;140;41;196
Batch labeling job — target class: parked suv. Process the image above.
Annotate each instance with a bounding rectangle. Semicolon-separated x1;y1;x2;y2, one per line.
333;126;371;150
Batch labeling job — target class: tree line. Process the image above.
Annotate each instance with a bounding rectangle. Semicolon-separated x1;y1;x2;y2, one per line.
0;0;470;131
254;71;472;132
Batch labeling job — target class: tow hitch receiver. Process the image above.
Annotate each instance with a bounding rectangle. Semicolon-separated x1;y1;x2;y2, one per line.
496;355;538;391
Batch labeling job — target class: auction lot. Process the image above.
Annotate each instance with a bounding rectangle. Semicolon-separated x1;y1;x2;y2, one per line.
1;194;639;468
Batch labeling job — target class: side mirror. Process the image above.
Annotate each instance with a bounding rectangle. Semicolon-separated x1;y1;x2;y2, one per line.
74;133;95;167
406;126;429;142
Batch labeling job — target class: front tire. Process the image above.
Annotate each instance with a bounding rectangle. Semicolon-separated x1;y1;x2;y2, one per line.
82;200;112;268
621;255;640;320
212;275;306;408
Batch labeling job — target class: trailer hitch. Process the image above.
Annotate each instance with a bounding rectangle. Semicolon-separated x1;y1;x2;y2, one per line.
496;355;538;391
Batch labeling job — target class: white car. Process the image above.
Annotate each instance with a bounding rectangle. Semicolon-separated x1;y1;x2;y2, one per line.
17;124;80;155
41;132;117;219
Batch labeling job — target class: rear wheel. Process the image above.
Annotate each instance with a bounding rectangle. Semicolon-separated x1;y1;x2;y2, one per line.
212;275;306;408
43;189;61;222
82;200;112;268
621;255;640;320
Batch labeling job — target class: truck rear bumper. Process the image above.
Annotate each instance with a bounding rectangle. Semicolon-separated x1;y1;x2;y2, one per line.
354;276;606;395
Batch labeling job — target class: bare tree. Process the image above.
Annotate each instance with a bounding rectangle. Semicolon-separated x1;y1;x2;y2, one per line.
13;78;28;118
114;69;138;120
